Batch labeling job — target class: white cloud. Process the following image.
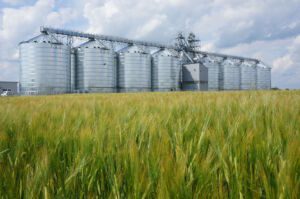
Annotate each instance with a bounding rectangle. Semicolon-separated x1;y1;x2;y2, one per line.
134;15;167;38
271;35;300;89
220;38;294;64
154;0;185;6
191;0;300;48
2;0;25;6
46;8;78;26
0;0;300;88
273;56;293;72
83;1;120;33
0;0;54;41
82;0;188;40
201;43;217;52
0;60;19;81
102;1;119;18
0;0;78;81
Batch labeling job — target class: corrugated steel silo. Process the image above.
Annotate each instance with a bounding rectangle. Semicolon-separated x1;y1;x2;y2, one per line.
202;56;221;91
19;34;71;95
222;59;241;90
219;60;224;90
76;40;117;93
118;45;151;92
240;61;257;90
152;49;180;91
257;63;271;90
71;49;76;92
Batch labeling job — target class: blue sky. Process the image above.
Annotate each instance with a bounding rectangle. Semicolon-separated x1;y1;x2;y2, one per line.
1;0;300;89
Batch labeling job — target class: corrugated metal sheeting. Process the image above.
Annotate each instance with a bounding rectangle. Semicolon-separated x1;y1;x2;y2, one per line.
201;57;221;91
222;59;241;90
257;63;271;90
76;40;117;93
19;34;71;95
19;34;272;95
240;61;257;90
152;49;181;91
71;49;76;92
118;45;151;92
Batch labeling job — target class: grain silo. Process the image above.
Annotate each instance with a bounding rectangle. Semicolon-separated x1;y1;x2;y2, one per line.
70;49;76;92
240;61;257;90
76;40;117;93
152;49;180;91
257;63;271;90
118;45;151;92
19;34;71;95
201;56;221;91
222;59;241;90
219;60;225;90
18;27;272;95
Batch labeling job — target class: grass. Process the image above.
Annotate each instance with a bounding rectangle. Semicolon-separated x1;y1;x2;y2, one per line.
0;91;299;198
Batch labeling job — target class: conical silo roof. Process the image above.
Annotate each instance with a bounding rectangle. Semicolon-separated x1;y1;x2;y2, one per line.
77;40;110;49
152;48;179;57
118;45;147;54
20;34;62;45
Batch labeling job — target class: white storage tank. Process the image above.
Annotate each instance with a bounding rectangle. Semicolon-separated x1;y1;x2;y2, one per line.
76;40;117;93
152;49;180;91
240;61;257;90
118;45;151;92
222;59;241;90
19;34;71;95
257;63;271;90
201;56;221;91
71;49;76;92
219;59;225;90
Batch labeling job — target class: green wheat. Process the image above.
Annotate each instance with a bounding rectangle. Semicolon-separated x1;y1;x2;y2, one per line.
0;91;299;198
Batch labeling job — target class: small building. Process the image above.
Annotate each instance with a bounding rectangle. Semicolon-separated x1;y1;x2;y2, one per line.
0;81;19;94
182;63;208;91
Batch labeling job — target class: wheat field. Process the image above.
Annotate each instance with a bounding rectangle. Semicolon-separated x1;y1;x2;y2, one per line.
0;91;299;198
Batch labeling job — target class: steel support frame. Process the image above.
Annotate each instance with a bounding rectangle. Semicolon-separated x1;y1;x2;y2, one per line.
40;26;261;63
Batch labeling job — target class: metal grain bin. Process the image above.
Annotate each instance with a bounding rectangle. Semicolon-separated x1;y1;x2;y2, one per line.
222;59;241;90
219;59;225;90
19;34;71;95
71;49;76;92
201;56;221;91
118;45;151;92
240;61;257;90
152;49;180;91
76;40;117;93
257;63;271;90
